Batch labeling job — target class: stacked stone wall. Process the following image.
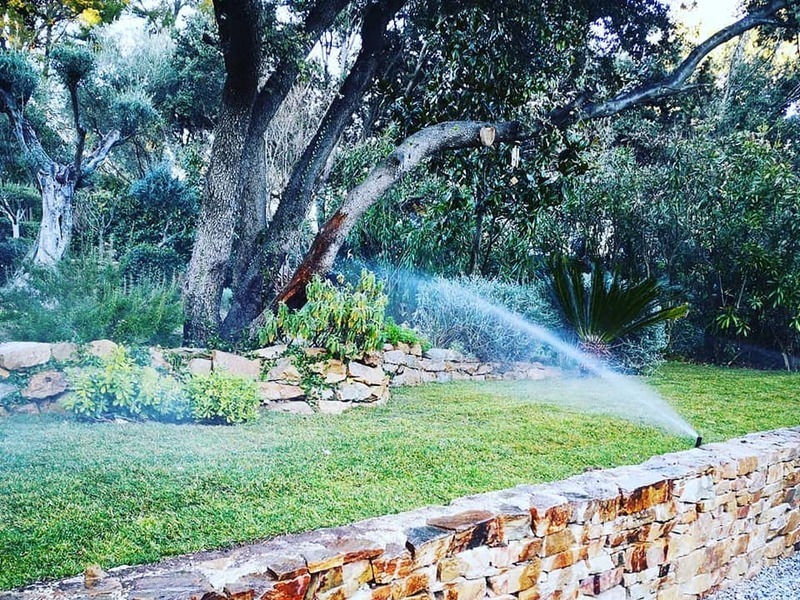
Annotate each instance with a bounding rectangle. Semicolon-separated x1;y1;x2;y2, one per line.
10;428;800;600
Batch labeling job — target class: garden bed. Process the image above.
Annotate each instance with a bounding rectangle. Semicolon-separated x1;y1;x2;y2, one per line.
1;363;799;591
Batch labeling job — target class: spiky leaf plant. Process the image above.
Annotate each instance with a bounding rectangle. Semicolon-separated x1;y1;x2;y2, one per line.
550;257;688;357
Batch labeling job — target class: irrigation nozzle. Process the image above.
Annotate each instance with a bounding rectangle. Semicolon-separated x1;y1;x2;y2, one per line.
695;435;703;448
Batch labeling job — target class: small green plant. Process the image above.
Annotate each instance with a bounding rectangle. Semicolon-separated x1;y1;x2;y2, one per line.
185;371;261;424
258;270;388;359
64;347;189;421
382;316;429;349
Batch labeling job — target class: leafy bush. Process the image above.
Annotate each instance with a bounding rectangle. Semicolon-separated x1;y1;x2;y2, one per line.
609;324;669;374
0;257;183;345
258;270;388;359
64;347;190;421
412;276;561;362
0;238;28;282
120;244;184;284
382;316;429;349
185;371;260;424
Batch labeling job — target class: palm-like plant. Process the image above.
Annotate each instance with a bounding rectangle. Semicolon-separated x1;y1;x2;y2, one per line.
549;258;688;358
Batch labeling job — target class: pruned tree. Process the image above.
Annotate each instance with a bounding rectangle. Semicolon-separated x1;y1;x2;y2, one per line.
0;45;155;266
0;181;36;238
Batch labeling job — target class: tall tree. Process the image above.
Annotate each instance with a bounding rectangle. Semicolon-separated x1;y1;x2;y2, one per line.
0;45;156;265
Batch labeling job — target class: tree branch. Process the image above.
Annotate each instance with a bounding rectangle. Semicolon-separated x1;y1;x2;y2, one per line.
0;88;53;172
80;130;121;180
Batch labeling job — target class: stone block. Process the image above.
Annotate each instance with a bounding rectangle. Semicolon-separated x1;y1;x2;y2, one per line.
259;382;306;402
530;492;572;536
87;339;119;359
267;357;302;382
213;350;262;379
611;467;669;515
51;342;79;362
540;527;576;557
313;359;347;384
372;547;414;584
427;510;499;553
405;526;453;567
439;578;485;600
338;382;373;402
579;568;623;597
21;370;68;400
0;341;52;370
423;348;462;362
348;362;387;386
188;358;213;375
390;564;436;599
254;345;288;359
487;562;541;595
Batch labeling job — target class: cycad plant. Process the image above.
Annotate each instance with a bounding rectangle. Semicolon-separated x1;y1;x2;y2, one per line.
549;257;688;358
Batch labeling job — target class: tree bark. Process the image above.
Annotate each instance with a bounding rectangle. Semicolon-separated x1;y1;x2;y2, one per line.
32;165;77;265
221;0;406;339
264;0;791;321
183;0;350;344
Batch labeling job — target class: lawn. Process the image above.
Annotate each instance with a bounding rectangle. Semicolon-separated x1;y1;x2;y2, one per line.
1;362;799;590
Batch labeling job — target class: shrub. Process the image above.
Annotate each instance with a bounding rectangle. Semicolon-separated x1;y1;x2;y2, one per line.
119;244;184;284
0;257;183;345
382;316;429;349
609;323;669;374
64;347;190;421
0;238;29;282
185;371;260;424
258;270;388;359
412;276;561;362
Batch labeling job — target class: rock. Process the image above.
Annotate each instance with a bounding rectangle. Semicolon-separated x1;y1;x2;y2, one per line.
0;406;7;417
213;350;261;379
13;402;40;415
419;359;446;372
424;348;463;362
0;342;52;370
254;345;288;360
268;357;302;383
50;342;78;363
149;348;172;370
267;401;314;415
348;362;387;386
87;339;119;359
337;382;372;402
318;400;351;414
259;382;306;401
84;565;109;589
311;359;347;384
409;343;423;357
0;367;8;378
21;370;69;400
0;382;17;401
362;351;383;367
188;358;213;375
383;350;408;365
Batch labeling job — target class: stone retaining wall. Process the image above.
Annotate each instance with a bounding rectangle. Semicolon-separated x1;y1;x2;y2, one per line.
7;428;800;600
0;341;561;416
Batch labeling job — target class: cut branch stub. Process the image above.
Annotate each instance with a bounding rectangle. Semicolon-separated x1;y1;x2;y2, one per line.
479;126;496;147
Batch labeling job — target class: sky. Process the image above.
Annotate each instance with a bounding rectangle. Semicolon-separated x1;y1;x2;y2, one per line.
668;0;741;39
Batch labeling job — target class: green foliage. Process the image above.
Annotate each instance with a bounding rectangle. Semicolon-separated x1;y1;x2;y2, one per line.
259;270;388;360
119;244;184;284
0;238;28;281
549;258;688;354
412;276;560;361
50;44;96;88
63;347;190;421
185;371;260;424
112;89;158;137
0;258;183;345
0;50;37;102
382;317;429;349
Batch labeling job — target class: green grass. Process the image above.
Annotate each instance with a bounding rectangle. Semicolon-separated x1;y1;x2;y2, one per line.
1;362;799;590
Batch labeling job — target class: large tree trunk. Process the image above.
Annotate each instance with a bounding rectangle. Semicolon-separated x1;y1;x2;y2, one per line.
32;165;77;266
183;0;350;344
220;0;407;339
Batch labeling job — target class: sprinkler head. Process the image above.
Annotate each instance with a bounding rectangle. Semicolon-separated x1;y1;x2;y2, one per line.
695;436;703;448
